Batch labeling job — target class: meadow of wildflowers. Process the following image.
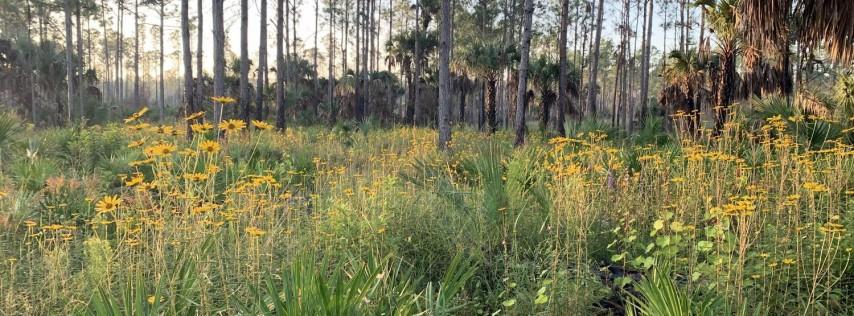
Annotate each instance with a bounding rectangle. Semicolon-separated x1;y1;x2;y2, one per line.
0;107;852;315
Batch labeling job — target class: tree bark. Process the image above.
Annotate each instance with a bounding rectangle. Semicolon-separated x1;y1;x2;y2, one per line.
513;0;534;147
181;0;195;137
76;0;84;110
585;0;605;118
412;0;421;125
438;0;452;149
196;0;204;110
486;78;497;134
343;0;349;74
133;0;140;109
557;0;569;136
213;0;225;130
116;0;123;105
257;0;268;121
314;0;320;114
276;0;286;129
284;0;290;85
329;0;336;122
355;0;362;120
639;0;653;126
240;0;250;123
64;0;74;124
159;0;166;122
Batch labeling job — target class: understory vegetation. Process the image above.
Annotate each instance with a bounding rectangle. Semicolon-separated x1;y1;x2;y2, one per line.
0;106;851;315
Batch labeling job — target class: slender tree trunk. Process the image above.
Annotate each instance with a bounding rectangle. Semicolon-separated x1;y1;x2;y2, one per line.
181;0;195;137
25;0;36;124
276;0;286;129
196;0;204;109
292;0;297;67
557;0;569;136
639;0;652;124
413;0;421;124
213;0;225;129
343;0;349;74
513;0;534;146
485;78;497;134
257;0;268;121
388;0;393;71
101;0;110;108
133;0;140;109
438;0;452;149
116;0;123;105
679;0;685;53
611;51;622;127
370;0;376;73
459;81;467;123
159;0;165;121
585;0;604;118
76;0;84;109
240;0;250;122
64;0;74;124
355;0;362;120
314;0;320;111
329;0;336;122
284;0;290;85
405;67;414;123
361;0;369;119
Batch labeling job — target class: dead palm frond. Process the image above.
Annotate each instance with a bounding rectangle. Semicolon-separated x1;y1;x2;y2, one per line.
740;0;854;63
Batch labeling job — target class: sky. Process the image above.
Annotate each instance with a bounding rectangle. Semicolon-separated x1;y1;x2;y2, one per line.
116;0;694;78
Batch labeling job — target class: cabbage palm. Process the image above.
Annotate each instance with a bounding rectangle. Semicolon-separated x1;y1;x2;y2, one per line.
385;31;437;124
529;56;579;134
456;42;515;134
659;50;706;133
697;0;738;133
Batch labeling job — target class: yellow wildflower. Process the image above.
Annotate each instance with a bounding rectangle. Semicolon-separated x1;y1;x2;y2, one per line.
191;122;214;133
124;107;149;123
128;138;147;148
252;120;273;130
124;173;144;187
199;140;221;154
210;96;237;104
219;119;246;133
245;226;266;237
185;111;205;121
95;195;122;213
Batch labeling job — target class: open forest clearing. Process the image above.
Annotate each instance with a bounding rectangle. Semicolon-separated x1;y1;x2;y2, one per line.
1;0;853;314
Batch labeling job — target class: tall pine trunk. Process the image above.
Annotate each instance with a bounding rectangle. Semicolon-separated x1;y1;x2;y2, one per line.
355;0;362;120
413;0;421;125
240;0;250;122
639;0;653;125
557;0;569;136
513;0;534;146
328;0;336;122
64;0;74;124
213;0;225;129
438;0;452;149
76;0;84;111
276;0;286;129
313;0;320;113
159;0;165;121
585;0;605;118
257;0;268;121
181;0;195;137
196;0;204;110
133;0;140;109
